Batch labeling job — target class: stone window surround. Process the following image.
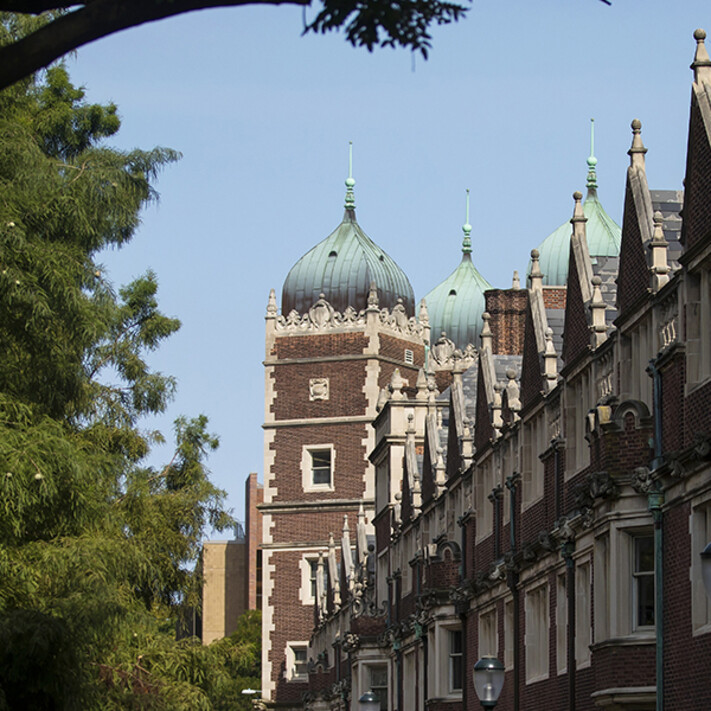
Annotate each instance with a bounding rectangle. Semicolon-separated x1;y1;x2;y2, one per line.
690;493;711;635
427;616;463;701
593;520;656;643
525;581;549;684
301;444;335;493
478;604;498;662
298;553;325;606
285;641;309;681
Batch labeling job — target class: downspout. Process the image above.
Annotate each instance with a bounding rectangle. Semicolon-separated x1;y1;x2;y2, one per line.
505;473;521;711
458;512;469;711
647;357;664;711
561;541;576;711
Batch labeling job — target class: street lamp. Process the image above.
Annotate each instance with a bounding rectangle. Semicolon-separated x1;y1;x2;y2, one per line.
358;690;380;711
701;542;711;601
473;656;505;710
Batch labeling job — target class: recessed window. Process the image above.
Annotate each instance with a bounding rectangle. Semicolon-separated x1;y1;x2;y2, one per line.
369;666;388;710
311;449;331;486
328;250;337;258
404;348;414;365
449;629;463;692
301;445;335;492
633;535;655;628
448;289;457;297
287;643;309;680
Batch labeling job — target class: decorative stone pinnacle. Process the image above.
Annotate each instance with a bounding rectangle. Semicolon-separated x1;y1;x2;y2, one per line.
344;141;356;210
628;119;647;169
512;270;520;289
266;288;278;317
529;248;543;289
692;28;711;82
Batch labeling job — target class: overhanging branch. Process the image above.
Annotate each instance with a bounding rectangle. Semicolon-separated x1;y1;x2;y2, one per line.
0;0;310;89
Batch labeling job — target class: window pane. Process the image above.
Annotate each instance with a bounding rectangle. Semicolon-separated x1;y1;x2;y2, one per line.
311;450;331;485
449;629;463;692
635;536;654;572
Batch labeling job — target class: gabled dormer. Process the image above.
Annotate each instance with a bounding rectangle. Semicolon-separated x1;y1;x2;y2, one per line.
616;120;655;318
681;29;711;254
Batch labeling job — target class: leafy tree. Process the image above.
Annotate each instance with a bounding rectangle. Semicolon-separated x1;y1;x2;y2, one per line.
0;32;240;710
0;0;470;90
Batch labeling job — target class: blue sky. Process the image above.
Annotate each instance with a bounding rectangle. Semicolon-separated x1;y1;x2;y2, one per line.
68;0;709;531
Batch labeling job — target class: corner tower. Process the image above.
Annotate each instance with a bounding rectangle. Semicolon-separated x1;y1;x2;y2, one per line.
261;159;425;709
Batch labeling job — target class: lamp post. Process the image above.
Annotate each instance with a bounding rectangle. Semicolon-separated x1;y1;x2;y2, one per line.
358;690;380;711
473;656;505;710
701;542;711;601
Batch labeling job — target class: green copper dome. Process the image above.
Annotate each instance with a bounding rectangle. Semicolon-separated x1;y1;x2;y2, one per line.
529;120;621;286
281;167;414;315
422;193;493;350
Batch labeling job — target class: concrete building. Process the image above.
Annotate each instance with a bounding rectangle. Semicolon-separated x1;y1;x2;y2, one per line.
259;29;711;711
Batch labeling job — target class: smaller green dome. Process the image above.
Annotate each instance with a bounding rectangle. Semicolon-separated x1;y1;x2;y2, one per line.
529;120;621;286
423;194;493;350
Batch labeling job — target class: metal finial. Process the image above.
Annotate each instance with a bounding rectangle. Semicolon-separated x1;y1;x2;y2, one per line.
344;141;356;211
586;118;598;190
462;188;472;254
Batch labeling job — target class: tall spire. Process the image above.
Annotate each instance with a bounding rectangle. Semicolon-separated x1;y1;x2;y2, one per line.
344;141;356;211
586;118;598;191
462;188;472;255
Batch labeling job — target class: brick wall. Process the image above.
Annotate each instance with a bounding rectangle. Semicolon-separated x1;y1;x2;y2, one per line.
484;288;528;355
681;91;711;250
617;174;650;317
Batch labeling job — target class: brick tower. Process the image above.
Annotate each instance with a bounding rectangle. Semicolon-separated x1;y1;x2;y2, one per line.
260;165;427;709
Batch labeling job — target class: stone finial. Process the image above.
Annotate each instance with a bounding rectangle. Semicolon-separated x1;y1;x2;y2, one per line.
416;368;428;400
376;387;389;412
461;417;474;469
529;249;544;291
317;553;327;618
512;270;520;290
389;368;407;400
505;367;521;421
628;119;647;170
692;29;711;83
586;118;598;190
492;381;504;434
328;533;341;610
367;281;379;310
357;502;368;570
393;492;402;527
418;297;429;326
649;210;670;292
266;289;278;317
341;515;353;587
480;312;493;352
589;275;607;348
434;446;446;498
544;326;558;393
572;191;586;224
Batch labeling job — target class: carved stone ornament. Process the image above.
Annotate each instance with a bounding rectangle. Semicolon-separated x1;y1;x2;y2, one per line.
632;466;657;494
431;332;456;364
309;377;330;401
341;633;360;653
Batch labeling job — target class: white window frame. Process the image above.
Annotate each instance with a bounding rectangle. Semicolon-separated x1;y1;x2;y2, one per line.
594;522;656;641
285;642;309;681
298;554;324;606
504;597;514;670
448;627;464;694
691;500;711;634
431;620;463;699
525;582;549;684
556;572;567;675
478;606;498;661
301;444;335;492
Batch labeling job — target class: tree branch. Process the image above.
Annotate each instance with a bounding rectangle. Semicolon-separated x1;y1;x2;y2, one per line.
0;0;310;90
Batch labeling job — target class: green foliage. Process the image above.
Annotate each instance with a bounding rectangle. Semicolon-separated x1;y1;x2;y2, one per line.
0;56;250;710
